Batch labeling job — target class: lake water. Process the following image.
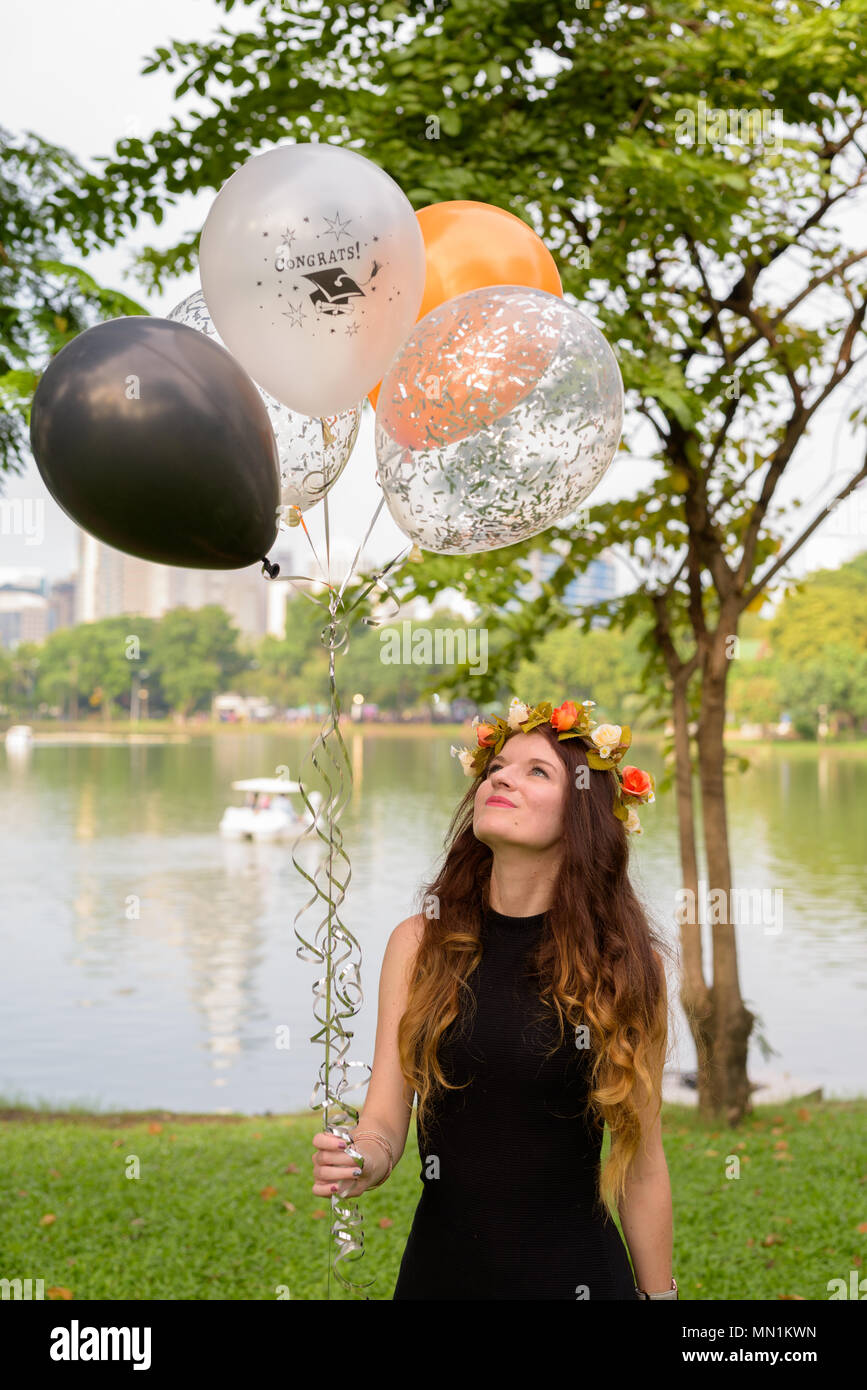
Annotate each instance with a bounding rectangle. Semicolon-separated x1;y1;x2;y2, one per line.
1;731;865;1113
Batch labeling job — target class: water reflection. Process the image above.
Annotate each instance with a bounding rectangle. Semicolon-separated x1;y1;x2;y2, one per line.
0;733;864;1111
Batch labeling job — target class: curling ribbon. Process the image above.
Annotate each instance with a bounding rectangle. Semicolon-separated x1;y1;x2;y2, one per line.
284;492;411;1298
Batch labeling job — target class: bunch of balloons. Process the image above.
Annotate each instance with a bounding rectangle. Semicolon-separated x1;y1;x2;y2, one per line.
29;140;623;568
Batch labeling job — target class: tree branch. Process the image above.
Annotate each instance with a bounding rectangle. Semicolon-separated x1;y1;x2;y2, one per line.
739;450;867;611
721;239;867;368
684;231;732;369
679;147;867;373
736;299;867;587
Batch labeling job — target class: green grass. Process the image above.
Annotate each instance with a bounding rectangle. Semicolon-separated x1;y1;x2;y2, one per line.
1;1098;864;1300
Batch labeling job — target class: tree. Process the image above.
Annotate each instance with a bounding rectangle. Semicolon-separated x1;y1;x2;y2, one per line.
149;605;246;717
513;614;653;725
30;616;157;719
778;640;867;735
21;0;867;1121
0;125;147;478
335;606;490;709
723;550;867;731
241;592;322;705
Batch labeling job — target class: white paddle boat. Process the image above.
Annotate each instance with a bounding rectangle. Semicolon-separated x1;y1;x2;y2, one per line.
219;777;323;841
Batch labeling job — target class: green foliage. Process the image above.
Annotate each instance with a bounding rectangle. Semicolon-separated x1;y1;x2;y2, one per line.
6;607;247;720
148;606;247;716
726;551;867;733
0;126;149;477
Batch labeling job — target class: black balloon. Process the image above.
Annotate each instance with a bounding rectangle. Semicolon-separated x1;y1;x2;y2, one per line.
29;316;281;569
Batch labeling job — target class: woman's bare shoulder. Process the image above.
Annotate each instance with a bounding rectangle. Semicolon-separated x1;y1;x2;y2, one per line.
391;913;426;952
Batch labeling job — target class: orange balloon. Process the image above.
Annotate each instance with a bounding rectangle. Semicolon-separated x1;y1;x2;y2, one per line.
368;200;562;411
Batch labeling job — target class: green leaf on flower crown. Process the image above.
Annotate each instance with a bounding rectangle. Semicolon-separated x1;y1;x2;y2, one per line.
619;725;632;752
521;702;553;732
585;750;614;770
612;800;629;822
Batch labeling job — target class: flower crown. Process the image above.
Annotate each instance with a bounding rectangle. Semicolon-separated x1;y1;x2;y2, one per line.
450;697;656;835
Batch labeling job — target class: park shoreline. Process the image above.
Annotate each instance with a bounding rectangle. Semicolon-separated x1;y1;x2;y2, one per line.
7;717;867;752
3;1093;865;1127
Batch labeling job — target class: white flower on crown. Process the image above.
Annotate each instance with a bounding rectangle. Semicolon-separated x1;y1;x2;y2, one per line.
590;723;622;757
450;745;476;777
507;697;530;729
624;806;643;834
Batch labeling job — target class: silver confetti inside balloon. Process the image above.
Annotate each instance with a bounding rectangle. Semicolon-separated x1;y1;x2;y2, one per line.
167;290;362;514
373;285;623;554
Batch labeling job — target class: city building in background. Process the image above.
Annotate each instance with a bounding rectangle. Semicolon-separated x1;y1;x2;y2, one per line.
0;568;77;649
74;530;299;639
0;530;387;650
513;548;619;624
71;529;383;641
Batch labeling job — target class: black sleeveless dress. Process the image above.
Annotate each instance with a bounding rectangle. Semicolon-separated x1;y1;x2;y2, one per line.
392;904;638;1300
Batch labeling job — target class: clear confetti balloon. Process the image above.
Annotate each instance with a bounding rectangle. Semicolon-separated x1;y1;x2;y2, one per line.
167;290;362;514
374;286;623;554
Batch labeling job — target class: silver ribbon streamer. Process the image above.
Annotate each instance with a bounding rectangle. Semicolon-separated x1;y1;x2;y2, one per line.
283;492;412;1298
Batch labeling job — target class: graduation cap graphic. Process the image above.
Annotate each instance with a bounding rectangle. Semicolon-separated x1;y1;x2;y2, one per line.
302;267;365;314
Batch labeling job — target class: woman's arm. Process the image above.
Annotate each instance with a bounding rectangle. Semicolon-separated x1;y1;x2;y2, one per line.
617;949;673;1294
339;915;425;1194
616;1106;673;1293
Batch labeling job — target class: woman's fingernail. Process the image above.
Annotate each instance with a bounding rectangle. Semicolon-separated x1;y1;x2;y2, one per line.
352;1168;362;1176
331;1184;338;1191
338;1140;347;1148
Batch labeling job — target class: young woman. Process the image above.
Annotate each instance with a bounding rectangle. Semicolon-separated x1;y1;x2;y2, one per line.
311;697;678;1300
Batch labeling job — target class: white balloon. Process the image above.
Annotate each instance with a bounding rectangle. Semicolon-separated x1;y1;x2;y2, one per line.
167;289;361;515
199;143;426;417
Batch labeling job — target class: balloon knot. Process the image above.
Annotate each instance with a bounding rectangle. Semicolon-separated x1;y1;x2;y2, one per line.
261;557;280;579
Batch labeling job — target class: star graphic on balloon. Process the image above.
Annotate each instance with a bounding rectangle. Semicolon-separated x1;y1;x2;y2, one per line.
281;302;306;327
322;210;354;241
281;225;297;251
345;321;360;336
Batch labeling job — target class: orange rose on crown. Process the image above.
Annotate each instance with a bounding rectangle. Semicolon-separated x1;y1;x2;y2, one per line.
621;766;654;799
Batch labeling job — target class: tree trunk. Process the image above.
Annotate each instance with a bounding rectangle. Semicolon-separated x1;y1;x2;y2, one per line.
696;627;755;1125
672;672;713;1103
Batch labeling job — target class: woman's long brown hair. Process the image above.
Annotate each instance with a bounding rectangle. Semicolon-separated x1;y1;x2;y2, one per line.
397;721;678;1213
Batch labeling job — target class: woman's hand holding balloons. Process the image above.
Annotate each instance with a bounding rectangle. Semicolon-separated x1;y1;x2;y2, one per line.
311;1131;388;1199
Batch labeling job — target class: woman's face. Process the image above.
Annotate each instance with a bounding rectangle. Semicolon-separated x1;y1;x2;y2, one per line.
473;730;568;853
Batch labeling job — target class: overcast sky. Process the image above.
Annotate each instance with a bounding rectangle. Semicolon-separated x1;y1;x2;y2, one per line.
2;0;865;601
